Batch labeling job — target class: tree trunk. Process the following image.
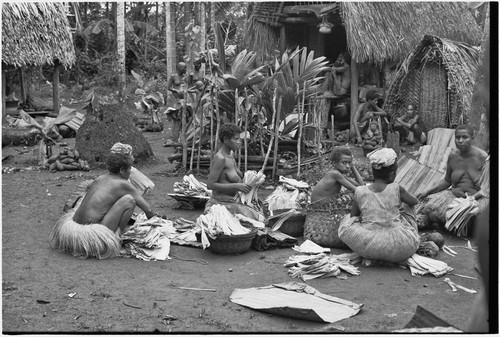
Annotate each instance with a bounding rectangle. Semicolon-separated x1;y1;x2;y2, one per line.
184;3;193;75
200;2;206;75
52;60;60;115
116;2;126;99
470;3;490;151
165;2;176;77
349;59;359;139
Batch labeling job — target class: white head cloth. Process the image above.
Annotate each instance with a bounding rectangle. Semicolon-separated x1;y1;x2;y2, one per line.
110;142;133;156
367;148;397;170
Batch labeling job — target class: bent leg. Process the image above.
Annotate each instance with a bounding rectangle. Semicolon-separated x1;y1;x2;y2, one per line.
101;194;136;232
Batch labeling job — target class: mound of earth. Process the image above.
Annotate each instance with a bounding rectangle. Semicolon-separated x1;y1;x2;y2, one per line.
75;103;154;166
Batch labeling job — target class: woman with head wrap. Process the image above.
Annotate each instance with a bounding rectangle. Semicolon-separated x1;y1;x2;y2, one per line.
338;148;420;264
50;143;161;259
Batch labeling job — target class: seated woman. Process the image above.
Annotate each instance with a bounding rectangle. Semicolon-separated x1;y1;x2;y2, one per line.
206;123;264;221
352;89;387;145
50;143;160;259
416;124;488;234
338;148;420;264
393;104;426;145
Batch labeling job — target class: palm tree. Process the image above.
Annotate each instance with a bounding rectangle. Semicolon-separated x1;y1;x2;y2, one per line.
116;2;126;97
165;2;176;77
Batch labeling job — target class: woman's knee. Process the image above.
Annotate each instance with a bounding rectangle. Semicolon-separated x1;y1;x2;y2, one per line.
118;194;136;209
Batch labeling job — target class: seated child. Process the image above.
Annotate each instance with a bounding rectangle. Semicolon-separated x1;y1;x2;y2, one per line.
362;119;384;151
310;147;365;206
304;147;365;249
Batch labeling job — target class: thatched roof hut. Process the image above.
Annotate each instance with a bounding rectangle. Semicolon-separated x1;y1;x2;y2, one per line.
2;2;75;68
2;2;75;117
248;2;481;65
384;35;480;132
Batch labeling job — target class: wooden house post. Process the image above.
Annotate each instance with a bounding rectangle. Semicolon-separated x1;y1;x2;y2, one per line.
53;60;60;114
349;59;359;138
279;26;286;54
19;68;26;104
2;69;6;124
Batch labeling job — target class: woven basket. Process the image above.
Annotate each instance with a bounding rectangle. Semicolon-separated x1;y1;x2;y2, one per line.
303;210;349;249
267;209;306;237
207;229;257;255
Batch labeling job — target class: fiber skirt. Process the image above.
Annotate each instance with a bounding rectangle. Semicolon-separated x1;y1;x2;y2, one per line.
49;210;121;259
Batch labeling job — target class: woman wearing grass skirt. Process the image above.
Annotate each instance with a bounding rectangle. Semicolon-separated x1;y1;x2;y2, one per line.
49;143;160;259
338;148;420;263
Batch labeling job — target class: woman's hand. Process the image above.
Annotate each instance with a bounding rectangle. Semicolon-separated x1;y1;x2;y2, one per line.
236;183;252;194
356;136;363;144
416;191;429;200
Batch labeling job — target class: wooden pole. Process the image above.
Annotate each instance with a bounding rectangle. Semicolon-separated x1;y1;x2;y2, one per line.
297;83;305;177
350;59;359;140
272;96;282;181
19;68;26;104
262;96;280;174
331;114;335;140
197;98;204;171
214;75;221;153
244;88;249;172
315;100;322;170
181;87;188;170
2;69;6;125
53;60;60;115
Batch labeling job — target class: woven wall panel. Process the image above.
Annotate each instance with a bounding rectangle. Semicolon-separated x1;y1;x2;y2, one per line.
419;62;448;132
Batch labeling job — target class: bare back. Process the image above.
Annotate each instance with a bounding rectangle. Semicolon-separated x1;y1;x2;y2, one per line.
72;175;137;224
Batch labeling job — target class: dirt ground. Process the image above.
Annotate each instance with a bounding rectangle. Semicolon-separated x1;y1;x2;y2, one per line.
2;118;484;333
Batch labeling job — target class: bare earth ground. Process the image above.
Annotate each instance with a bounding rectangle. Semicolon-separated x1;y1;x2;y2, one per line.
2;121;483;334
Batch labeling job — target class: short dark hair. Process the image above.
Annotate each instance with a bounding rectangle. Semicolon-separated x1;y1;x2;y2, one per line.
372;162;398;181
219;123;241;142
331;147;352;163
455;124;474;137
107;153;133;174
366;89;379;101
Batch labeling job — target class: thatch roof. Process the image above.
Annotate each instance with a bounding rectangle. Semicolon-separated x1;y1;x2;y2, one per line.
2;2;75;68
340;2;482;65
249;2;482;65
385;35;480;129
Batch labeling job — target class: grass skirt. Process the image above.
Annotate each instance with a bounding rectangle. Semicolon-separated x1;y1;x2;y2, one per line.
49;210;121;259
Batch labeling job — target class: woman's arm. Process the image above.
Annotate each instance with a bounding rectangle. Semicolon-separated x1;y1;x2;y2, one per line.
373;106;387;117
352;105;364;142
399;186;418;206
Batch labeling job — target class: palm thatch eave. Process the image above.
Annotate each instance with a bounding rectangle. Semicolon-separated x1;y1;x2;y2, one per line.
340;2;481;65
2;2;76;69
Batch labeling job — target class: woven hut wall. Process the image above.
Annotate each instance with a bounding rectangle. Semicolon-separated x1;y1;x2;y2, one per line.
418;61;449;132
2;2;76;68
